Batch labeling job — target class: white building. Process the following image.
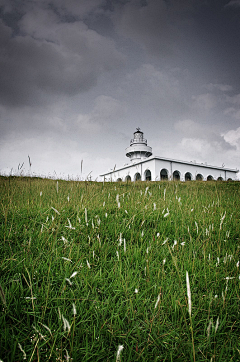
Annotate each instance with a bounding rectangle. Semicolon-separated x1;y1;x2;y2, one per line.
100;128;239;182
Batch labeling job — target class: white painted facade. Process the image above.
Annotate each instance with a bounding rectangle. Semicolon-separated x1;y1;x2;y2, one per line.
100;129;239;182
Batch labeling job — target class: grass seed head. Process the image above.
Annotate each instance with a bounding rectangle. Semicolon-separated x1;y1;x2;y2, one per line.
116;345;124;362
186;271;192;317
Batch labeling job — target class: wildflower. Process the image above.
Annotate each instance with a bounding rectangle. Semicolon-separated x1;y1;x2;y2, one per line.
97;234;101;245
220;211;226;230
157;232;160;237
86;260;91;269
70;271;78;279
61;236;68;245
237;261;239;268
51;207;60;215
181;242;185;246
39;323;52;336
124;239;126;253
195;221;198;234
62;315;71;332
116;345;124;362
66;218;75;230
224;277;235;280
25;297;37;300
103;201;105;207
163;259;166;265
154;293;161;309
65;278;72;286
207;320;212;338
72;303;77;316
116;251;119;260
153;203;156;210
67;195;70;202
18;343;26;360
191;208;194;212
162;238;168;245
186;271;192;316
118;233;122;246
164;212;169;218
135;289;138;294
40;191;42;196
172;240;177;249
65;350;70;361
215;317;219;333
125;209;128;214
62;257;72;262
105;213;108;218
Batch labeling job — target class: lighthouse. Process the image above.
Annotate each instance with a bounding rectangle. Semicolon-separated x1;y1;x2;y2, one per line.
125;128;152;162
101;128;238;182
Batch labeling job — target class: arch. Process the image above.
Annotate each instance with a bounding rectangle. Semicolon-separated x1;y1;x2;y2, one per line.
125;175;131;182
227;178;233;181
160;168;168;180
173;170;180;181
145;169;151;181
196;174;203;181
207;175;213;181
217;177;223;181
185;172;192;181
134;172;141;181
116;178;122;182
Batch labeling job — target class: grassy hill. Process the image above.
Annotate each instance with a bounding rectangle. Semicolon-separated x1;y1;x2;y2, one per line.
0;176;239;361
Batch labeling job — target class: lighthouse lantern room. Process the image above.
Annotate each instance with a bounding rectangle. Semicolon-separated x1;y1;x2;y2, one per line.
125;128;152;162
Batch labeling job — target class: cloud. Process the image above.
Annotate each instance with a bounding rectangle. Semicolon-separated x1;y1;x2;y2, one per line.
0;6;124;107
113;0;196;57
204;83;233;92
191;93;218;112
224;0;240;8
0;133;112;179
75;95;127;132
223;127;240;148
174;118;236;152
224;94;240;119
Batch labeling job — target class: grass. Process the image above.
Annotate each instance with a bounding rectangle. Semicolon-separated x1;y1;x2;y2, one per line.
0;176;240;361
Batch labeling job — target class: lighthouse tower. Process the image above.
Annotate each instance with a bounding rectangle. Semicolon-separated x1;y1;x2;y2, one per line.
125;128;152;162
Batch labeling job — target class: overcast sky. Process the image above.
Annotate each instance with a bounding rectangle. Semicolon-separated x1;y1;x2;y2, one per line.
0;0;240;180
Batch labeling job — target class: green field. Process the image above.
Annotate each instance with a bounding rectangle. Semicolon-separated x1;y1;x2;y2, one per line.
0;176;240;361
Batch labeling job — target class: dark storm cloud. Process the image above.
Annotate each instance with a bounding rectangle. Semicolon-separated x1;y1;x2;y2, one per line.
0;0;124;107
225;0;240;8
112;0;196;57
112;0;240;86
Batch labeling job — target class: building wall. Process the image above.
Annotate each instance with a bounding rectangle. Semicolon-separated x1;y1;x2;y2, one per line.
102;158;238;182
154;160;237;181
